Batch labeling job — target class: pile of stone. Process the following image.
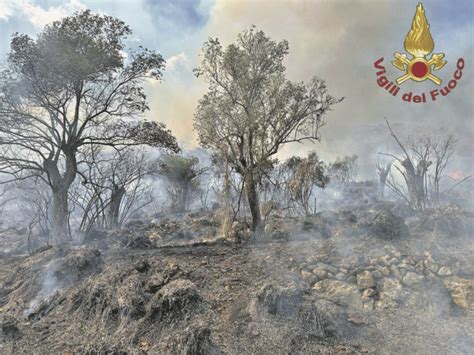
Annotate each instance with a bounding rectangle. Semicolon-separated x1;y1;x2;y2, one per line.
290;245;474;312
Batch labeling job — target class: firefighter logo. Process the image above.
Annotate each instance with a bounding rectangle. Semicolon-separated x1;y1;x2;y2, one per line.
392;3;446;85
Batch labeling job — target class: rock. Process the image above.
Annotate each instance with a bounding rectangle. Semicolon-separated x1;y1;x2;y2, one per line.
335;272;346;281
313;268;328;279
398;263;414;272
443;277;474;311
379;255;391;266
415;261;425;274
314;262;338;274
362;288;376;298
251;283;303;317
401;256;415;265
438;266;452;276
301;270;315;282
424;258;439;273
372;270;383;279
369;257;378;266
356;271;375;289
389;257;399;265
402;272;424;287
383;246;402;260
380;267;390;276
389;265;402;280
375;278;402;310
346;275;357;284
312;280;363;311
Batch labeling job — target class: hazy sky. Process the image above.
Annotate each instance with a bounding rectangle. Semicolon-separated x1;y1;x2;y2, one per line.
0;0;472;178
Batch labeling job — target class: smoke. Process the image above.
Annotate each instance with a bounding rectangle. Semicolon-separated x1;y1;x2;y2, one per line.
24;260;61;318
142;0;474;179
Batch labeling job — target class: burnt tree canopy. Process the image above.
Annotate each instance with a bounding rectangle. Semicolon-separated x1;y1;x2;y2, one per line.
194;27;342;231
158;154;206;213
0;10;177;244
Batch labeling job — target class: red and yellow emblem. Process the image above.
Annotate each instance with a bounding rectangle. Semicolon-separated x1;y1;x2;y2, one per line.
392;3;446;85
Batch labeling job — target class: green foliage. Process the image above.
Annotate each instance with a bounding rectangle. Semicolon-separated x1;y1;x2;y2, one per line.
194;27;341;177
194;27;341;229
284;152;329;215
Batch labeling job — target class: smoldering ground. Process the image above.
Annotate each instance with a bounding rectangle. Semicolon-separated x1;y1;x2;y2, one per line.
1;193;473;353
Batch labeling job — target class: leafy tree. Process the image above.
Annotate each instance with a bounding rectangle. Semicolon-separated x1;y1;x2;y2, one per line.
285;152;329;215
194;27;341;232
0;11;177;245
327;155;358;185
158;154;206;213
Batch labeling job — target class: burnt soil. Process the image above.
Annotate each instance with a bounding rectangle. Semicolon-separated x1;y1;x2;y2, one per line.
1;204;473;354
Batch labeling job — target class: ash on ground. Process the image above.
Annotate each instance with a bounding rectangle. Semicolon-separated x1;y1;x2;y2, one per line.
1;204;473;354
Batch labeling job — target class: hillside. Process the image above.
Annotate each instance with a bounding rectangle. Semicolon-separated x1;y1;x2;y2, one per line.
1;203;473;354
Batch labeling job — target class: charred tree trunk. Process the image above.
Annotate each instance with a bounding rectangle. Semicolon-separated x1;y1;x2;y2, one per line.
51;186;69;245
245;174;261;232
179;183;189;213
377;163;391;199
45;150;77;246
402;159;430;211
108;185;126;229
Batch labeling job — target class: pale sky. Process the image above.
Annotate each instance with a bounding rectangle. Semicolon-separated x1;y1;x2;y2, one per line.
0;0;472;178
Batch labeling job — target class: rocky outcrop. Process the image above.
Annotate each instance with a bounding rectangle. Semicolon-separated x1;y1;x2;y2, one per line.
312;280;363;311
443;277;474;311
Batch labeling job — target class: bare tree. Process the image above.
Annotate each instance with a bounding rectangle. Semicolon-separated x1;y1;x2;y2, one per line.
104;149;154;229
70;145;160;236
376;160;392;198
5;179;52;249
431;135;455;203
380;119;432;210
194;27;341;232
379;119;459;210
0;11;177;245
